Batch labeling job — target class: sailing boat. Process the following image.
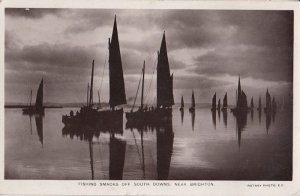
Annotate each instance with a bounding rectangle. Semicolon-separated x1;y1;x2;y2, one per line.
264;89;272;113
257;96;262;111
231;76;249;114
23;79;44;115
126;61;146;122
189;91;195;112
179;96;184;111
217;98;221;111
250;97;254;110
211;92;216;111
63;16;126;127
221;92;228;111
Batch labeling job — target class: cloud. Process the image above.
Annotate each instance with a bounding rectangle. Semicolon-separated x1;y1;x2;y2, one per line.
5;8;64;19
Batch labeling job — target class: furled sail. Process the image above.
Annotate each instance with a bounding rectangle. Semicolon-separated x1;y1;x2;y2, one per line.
35;79;43;110
157;32;174;108
108;16;126;108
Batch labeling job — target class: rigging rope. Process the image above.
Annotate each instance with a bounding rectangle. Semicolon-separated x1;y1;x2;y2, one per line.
131;69;143;111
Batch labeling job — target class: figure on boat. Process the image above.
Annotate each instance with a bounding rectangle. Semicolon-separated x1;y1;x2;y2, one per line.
23;79;44;115
189;91;195;113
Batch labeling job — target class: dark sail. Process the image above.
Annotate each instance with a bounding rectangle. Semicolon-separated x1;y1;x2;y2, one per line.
237;76;242;108
223;92;227;108
250;97;254;108
217;99;221;110
181;96;184;108
212;93;216;110
157;32;174;108
35;79;43;110
191;91;195;108
266;89;271;111
109;16;126;108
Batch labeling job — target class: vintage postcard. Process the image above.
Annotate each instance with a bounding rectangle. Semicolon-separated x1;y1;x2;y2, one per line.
0;0;299;195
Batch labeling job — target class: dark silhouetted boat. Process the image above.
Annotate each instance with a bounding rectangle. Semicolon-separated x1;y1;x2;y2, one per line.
189;91;195;113
179;96;184;111
257;96;262;111
62;16;126;128
211;92;216;111
217;98;221;111
23;79;44;115
221;92;228;111
264;89;272;114
231;76;249;114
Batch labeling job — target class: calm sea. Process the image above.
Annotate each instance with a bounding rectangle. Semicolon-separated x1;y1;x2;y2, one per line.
5;106;292;180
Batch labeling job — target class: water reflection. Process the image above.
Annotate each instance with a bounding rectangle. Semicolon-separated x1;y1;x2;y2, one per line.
156;119;174;180
222;110;228;128
235;111;247;149
190;111;195;131
266;112;271;134
35;115;44;146
211;110;216;130
258;110;262;124
62;115;126;180
250;109;254;122
180;110;184;125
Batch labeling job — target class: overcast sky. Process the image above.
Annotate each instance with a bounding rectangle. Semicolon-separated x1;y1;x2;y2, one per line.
5;8;293;105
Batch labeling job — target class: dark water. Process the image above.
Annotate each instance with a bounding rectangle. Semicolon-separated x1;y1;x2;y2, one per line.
5;107;292;180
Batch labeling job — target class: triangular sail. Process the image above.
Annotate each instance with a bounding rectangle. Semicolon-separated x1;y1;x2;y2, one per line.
157;32;174;108
223;93;227;108
109;16;126;108
250;97;254;108
212;93;216;109
35;79;43;110
191;91;195;108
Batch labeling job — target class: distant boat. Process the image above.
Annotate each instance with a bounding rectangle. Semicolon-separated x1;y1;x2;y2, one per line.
250;97;254;109
264;89;272;113
63;16;126;127
231;76;248;114
211;92;216;111
23;79;44;115
217;98;221;111
257;96;262;111
189;91;195;112
221;92;228;111
179;96;184;111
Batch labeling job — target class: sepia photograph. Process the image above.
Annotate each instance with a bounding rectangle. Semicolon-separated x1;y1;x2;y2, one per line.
4;8;293;182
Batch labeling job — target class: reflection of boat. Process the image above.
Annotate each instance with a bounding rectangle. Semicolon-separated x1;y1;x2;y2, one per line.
189;91;195;113
62;121;125;180
35;115;43;146
211;109;216;130
62;16;126;127
109;135;126;180
179;96;184;111
223;109;228;128
23;79;44;115
236;110;247;149
191;111;195;130
221;92;227;111
217;98;221;111
211;93;216;111
156;119;174;180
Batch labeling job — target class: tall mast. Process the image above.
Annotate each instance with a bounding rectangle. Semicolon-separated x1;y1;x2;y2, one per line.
141;61;145;109
87;83;89;106
89;60;94;107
